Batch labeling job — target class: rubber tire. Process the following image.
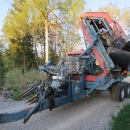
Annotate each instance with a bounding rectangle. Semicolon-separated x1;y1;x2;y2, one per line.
121;81;130;98
111;82;125;101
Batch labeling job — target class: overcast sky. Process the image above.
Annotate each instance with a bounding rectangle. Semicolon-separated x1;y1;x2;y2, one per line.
0;0;129;35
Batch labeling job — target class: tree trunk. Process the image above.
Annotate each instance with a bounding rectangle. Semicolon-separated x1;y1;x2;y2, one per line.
33;34;38;67
45;19;49;62
23;55;26;75
34;35;37;60
13;61;14;73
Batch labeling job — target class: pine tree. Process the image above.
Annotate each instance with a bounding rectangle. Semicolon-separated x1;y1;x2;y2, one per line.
0;52;6;88
5;34;36;70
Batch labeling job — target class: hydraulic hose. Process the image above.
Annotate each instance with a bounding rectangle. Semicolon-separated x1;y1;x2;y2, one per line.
23;87;53;124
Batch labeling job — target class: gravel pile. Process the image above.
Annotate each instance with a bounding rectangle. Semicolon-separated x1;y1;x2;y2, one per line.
0;77;130;130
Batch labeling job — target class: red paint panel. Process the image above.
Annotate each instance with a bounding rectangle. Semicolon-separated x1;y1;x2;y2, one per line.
68;49;84;55
79;12;122;38
83;27;93;44
123;70;128;74
74;69;109;82
114;20;129;42
74;75;96;81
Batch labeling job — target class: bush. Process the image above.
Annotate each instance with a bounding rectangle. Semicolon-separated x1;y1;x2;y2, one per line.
5;68;45;100
6;68;41;87
8;85;36;101
111;104;130;130
6;68;22;85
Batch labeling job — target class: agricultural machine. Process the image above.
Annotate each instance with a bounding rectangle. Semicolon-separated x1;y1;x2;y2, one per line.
1;12;130;124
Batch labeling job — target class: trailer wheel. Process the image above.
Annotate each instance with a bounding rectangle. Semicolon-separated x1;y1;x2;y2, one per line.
111;83;125;101
121;81;130;98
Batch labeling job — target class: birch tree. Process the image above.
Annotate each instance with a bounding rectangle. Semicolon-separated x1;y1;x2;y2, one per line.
3;0;85;66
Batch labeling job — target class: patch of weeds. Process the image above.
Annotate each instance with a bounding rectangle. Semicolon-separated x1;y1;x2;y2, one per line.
127;73;130;76
7;86;36;101
111;104;130;130
7;86;27;101
5;68;42;101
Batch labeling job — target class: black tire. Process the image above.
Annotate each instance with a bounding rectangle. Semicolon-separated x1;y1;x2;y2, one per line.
111;82;125;101
121;81;130;98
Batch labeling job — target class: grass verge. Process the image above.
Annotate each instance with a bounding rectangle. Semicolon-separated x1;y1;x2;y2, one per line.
127;72;130;76
4;68;45;101
7;86;36;101
111;104;130;130
7;86;27;101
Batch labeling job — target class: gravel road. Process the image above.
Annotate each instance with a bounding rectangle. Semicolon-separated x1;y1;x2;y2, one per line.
1;78;130;130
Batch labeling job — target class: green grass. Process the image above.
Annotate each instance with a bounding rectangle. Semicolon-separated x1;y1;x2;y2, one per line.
7;86;27;101
127;72;130;76
111;104;130;130
4;68;46;101
7;85;37;101
6;68;42;87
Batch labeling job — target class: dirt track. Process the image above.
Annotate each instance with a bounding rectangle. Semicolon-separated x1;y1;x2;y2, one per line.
1;78;130;130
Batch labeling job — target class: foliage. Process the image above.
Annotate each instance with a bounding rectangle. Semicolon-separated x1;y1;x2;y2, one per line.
5;34;36;70
7;85;36;101
3;0;30;39
111;104;130;130
6;68;45;100
7;86;26;101
59;28;82;57
0;52;6;88
6;68;41;87
121;8;130;27
98;2;130;27
3;0;85;64
98;2;121;20
127;72;130;76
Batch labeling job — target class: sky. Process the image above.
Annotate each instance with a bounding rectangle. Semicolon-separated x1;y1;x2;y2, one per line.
0;0;130;35
85;0;129;11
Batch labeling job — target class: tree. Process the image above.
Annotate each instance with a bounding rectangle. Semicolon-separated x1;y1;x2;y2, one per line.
98;2;130;28
3;0;37;69
98;2;121;20
121;8;130;27
3;0;85;65
5;34;36;71
0;46;6;88
28;0;85;62
3;0;30;39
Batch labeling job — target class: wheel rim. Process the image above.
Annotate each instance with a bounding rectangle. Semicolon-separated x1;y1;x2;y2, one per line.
127;87;130;95
121;89;125;99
